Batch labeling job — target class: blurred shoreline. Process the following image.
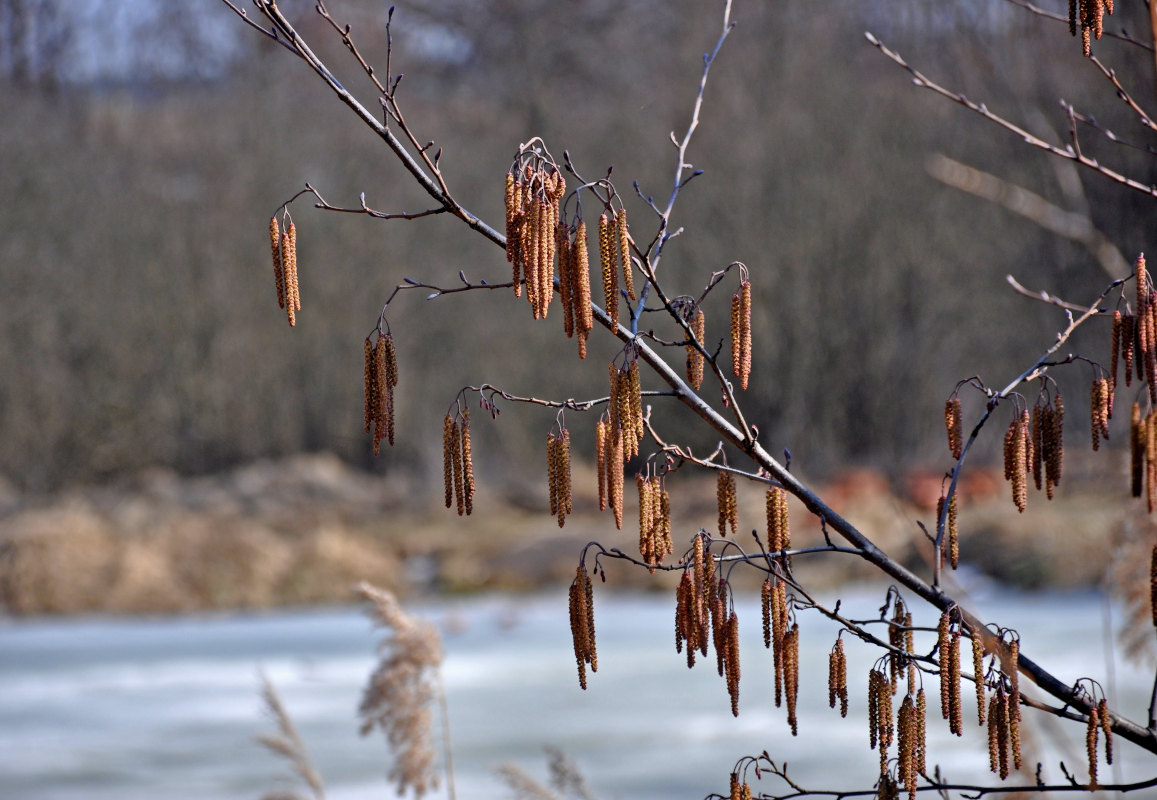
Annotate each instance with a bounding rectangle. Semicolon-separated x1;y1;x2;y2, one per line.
0;452;1136;617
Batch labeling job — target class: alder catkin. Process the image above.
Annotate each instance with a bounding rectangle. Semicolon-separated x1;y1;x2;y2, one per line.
285;222;299;313
610;434;624;530
442;415;454;509
599;213;618;324
364;338;376;435
1111;309;1122;391
1007;639;1021;769
687;307;706;391
726;610;740;717
270;216;285;310
762;578;773;649
596;418;608;513
971;624;986;726
451;420;465;516
730;281;752;390
717;471;737;537
1087;702;1100;789
461;409;474;515
568;567;596;690
1124;313;1136;386
938;612;951;720
573;220;593;358
617;209;635;302
548;434;559;518
1099;697;1113;766
946;397;963;460
785;622;799;735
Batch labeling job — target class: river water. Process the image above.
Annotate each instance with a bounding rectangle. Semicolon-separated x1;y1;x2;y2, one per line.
1;585;1154;800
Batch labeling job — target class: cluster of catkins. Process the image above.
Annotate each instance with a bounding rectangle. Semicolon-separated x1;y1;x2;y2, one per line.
596;355;644;529
761;575;799;732
674;535;744;715
269;215;301;326
363;333;398;455
441;410;475;516
505;165;567;320
568;566;597;690
1070;0;1114;56
547;428;573;528
637;472;672;571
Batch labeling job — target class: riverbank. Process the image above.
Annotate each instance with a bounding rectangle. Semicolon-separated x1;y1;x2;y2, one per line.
0;453;1144;616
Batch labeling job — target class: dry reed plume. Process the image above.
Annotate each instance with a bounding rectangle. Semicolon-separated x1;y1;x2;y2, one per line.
355;582;444;799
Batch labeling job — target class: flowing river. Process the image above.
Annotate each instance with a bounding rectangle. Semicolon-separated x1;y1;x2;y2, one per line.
2;584;1154;800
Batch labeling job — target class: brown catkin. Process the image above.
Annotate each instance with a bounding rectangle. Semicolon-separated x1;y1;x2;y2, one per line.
987;692;1000;774
997;687;1011;778
915;688;927;773
1046;393;1065;498
281;230;296;327
451;420;465;515
1087;702;1100;789
771;579;785;707
568;567;596;689
1007;639;1021;769
373;340;387;454
1032;403;1044;492
759;575;774;649
381;334;397;448
270;216;285;310
785;622;799;735
1012;413;1028;513
829;639;848;716
729;773;740;800
558;223;575;340
573;220;593;358
1124;313;1136;386
504;173;516;263
949;625;963;736
558;429;571;524
687;308;706;391
1099;698;1113;765
739;281;751;390
898;695;916;800
971;624;986;726
599;213;618;324
638;474;653;564
610;434;624;530
285;222;299;313
938;612;951;720
718;471;737;537
548;434;560;518
726;610;740;717
1111;310;1122;391
946;397;963;460
363;338;376;435
731;290;741;383
1090;381;1100;451
869;669;881;751
596;418;608;513
461;409;474;515
628;360;644;451
617;209;635;302
442;415;454;509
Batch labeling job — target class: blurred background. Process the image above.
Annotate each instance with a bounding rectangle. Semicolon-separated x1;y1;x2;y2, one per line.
1;0;1153;610
2;0;1157;796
